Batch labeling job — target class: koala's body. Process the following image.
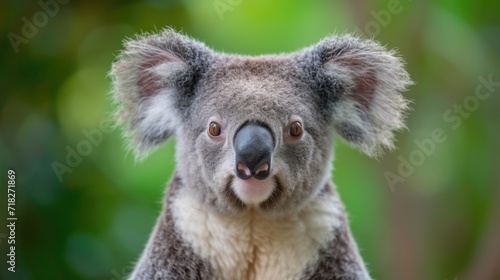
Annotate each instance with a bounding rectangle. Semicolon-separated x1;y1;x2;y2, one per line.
111;29;412;280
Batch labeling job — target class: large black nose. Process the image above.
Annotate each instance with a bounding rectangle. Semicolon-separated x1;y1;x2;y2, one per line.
234;123;274;180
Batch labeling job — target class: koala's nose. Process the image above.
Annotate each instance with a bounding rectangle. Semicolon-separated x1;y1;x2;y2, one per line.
234;123;274;180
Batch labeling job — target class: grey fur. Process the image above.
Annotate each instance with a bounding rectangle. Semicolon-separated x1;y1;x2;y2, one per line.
129;175;213;280
110;28;412;279
301;185;371;280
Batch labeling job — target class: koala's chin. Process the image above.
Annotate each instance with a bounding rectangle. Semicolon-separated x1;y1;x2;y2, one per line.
231;176;276;205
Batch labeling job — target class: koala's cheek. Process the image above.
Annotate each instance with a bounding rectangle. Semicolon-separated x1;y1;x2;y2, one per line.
195;138;233;185
280;144;312;178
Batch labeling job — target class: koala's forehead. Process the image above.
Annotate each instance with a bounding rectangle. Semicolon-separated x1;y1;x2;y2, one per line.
194;55;316;122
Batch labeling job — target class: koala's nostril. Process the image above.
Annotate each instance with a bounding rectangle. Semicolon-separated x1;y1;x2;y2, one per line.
236;162;270;180
253;162;270;180
236;162;252;180
255;162;269;174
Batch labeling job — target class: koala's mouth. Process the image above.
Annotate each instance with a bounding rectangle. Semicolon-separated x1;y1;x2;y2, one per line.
224;175;284;209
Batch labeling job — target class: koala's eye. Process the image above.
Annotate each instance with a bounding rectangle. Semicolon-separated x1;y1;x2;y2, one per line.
208;122;221;137
288;121;303;137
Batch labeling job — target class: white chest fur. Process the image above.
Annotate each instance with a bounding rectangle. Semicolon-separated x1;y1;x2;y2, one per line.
171;193;343;280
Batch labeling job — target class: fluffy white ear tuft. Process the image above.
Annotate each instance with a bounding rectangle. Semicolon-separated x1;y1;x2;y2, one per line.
302;34;413;157
109;28;213;158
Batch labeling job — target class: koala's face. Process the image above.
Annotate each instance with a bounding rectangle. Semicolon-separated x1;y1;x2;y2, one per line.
178;56;334;214
111;29;412;215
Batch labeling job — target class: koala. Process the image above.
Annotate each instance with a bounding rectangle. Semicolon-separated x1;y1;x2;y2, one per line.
110;28;412;280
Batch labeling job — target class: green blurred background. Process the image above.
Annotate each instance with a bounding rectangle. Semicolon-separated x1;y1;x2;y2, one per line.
1;0;499;279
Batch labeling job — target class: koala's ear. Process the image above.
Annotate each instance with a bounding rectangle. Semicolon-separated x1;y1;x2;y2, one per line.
300;34;413;157
110;28;213;157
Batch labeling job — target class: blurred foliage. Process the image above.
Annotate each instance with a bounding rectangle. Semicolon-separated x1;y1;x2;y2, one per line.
1;0;499;279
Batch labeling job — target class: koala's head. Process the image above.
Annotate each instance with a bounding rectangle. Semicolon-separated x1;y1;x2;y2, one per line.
110;28;412;216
